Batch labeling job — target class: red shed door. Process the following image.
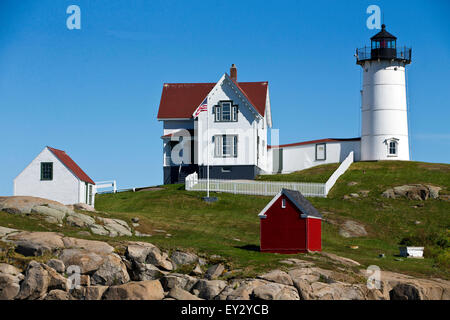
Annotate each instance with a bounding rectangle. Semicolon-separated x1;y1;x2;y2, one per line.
260;195;307;253
306;218;322;251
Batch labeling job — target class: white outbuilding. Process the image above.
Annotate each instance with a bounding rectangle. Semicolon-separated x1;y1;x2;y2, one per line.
14;146;96;206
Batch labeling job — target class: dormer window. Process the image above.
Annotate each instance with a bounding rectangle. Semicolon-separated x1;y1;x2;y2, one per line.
386;138;399;157
214;101;238;122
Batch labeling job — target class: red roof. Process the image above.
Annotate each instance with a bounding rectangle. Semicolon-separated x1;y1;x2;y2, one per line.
157;81;268;119
268;138;361;149
48;147;95;185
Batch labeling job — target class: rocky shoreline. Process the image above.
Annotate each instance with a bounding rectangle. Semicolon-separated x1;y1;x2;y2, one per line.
1;227;449;300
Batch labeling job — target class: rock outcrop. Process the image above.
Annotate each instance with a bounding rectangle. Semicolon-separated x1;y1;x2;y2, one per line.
0;196;66;215
0;196;146;238
338;220;368;238
1;226;449;301
382;184;442;200
103;281;164;300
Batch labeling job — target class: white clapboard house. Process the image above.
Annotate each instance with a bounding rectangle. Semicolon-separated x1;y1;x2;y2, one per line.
157;64;272;184
14;146;96;206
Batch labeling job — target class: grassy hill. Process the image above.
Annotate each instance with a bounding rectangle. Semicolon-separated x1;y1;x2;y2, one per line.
256;163;340;183
93;161;449;279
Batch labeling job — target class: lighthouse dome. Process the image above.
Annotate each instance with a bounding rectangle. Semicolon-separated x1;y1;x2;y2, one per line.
356;24;411;65
370;24;397;41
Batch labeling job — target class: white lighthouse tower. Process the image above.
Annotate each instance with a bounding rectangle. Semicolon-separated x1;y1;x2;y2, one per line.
356;24;412;161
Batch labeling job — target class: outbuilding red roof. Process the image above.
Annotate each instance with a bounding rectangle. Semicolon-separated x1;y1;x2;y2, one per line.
48;147;95;185
268;138;361;149
157;81;268;119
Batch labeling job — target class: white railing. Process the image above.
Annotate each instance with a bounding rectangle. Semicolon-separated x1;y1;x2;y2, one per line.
185;171;199;190
185;152;355;198
324;151;354;194
95;180;117;194
185;172;326;197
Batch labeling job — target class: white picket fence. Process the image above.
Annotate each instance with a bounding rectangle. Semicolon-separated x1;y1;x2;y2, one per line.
185;152;354;198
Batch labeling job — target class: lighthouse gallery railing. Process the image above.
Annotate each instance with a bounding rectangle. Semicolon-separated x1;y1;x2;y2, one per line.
356;46;412;63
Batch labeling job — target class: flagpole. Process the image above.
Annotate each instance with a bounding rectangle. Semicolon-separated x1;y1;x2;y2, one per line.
206;97;210;198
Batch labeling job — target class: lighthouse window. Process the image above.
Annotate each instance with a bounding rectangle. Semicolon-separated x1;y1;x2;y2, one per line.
388;141;398;156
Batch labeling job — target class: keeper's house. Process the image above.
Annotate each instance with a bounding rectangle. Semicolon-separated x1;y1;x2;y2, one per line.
259;189;322;253
14;146;96;206
157;64;272;184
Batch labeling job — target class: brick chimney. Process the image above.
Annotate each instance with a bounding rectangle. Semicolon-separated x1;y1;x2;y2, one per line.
230;64;237;81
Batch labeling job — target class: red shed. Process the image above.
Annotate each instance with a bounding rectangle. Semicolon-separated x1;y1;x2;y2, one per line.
259;188;322;253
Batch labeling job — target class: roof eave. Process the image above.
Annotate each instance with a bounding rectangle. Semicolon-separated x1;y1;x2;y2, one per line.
157;117;192;121
225;74;263;119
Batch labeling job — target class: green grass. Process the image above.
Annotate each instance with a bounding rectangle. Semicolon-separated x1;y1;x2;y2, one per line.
1;161;449;280
93;161;449;279
256;163;340;183
310;161;450;276
94;185;283;276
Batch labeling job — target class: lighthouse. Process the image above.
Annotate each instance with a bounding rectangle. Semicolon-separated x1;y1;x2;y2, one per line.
356;24;412;161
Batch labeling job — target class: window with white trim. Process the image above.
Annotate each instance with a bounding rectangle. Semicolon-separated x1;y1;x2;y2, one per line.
315;143;326;161
214;101;238;122
387;139;398;156
281;198;286;208
214;135;238;158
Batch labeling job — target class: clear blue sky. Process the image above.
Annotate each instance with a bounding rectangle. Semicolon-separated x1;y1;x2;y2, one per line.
1;0;449;195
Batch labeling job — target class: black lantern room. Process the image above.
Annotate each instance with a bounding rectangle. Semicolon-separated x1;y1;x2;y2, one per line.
370;24;397;59
356;24;411;65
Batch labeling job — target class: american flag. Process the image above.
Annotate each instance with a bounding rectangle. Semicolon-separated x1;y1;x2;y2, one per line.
192;97;208;118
